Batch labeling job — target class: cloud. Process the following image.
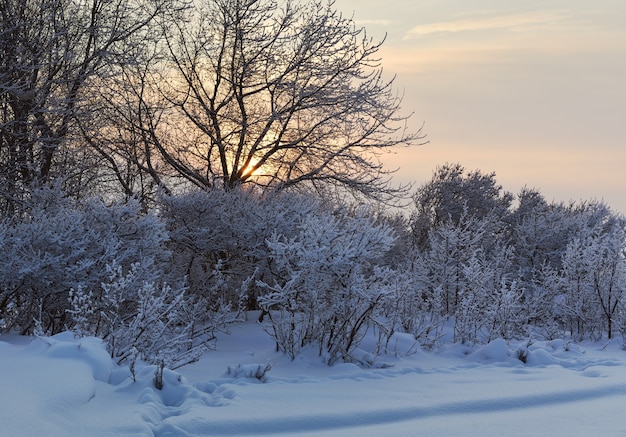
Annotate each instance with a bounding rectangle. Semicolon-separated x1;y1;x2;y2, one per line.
404;11;568;39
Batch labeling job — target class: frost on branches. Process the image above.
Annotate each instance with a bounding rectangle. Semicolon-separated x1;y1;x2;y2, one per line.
161;189;317;311
67;263;217;382
258;208;397;365
0;188;169;334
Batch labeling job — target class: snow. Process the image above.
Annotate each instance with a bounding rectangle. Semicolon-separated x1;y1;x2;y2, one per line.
3;315;626;436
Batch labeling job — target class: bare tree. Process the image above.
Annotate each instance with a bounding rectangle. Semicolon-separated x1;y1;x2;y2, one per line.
0;0;174;213
78;43;175;205
147;0;424;202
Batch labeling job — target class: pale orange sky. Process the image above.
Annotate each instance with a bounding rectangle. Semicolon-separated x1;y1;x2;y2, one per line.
336;0;626;213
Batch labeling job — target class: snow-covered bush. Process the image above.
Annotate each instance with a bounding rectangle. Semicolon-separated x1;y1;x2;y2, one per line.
0;188;169;334
411;163;513;250
556;213;626;341
454;247;525;344
226;362;272;382
419;212;503;317
258;207;397;364
67;263;219;384
374;269;445;352
413;210;529;345
160;188;318;310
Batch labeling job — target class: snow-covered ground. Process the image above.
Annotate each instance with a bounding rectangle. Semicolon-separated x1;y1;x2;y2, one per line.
3;314;626;436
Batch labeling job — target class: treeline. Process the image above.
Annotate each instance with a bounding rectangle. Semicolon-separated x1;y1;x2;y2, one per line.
410;163;626;346
1;163;624;369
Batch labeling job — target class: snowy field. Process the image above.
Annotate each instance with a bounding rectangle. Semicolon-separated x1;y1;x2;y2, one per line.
3;313;626;436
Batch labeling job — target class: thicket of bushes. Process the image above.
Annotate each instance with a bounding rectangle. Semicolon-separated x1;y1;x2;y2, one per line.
1;164;625;370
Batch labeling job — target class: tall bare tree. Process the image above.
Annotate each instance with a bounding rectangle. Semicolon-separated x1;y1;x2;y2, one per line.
147;0;424;201
78;42;175;205
0;0;173;213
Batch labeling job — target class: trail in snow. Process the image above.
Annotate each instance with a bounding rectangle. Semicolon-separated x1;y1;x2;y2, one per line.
152;382;626;436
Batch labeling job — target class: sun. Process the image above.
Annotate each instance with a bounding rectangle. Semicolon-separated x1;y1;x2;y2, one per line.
240;157;262;179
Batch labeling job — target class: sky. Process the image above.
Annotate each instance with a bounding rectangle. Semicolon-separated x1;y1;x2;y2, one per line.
335;0;626;214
